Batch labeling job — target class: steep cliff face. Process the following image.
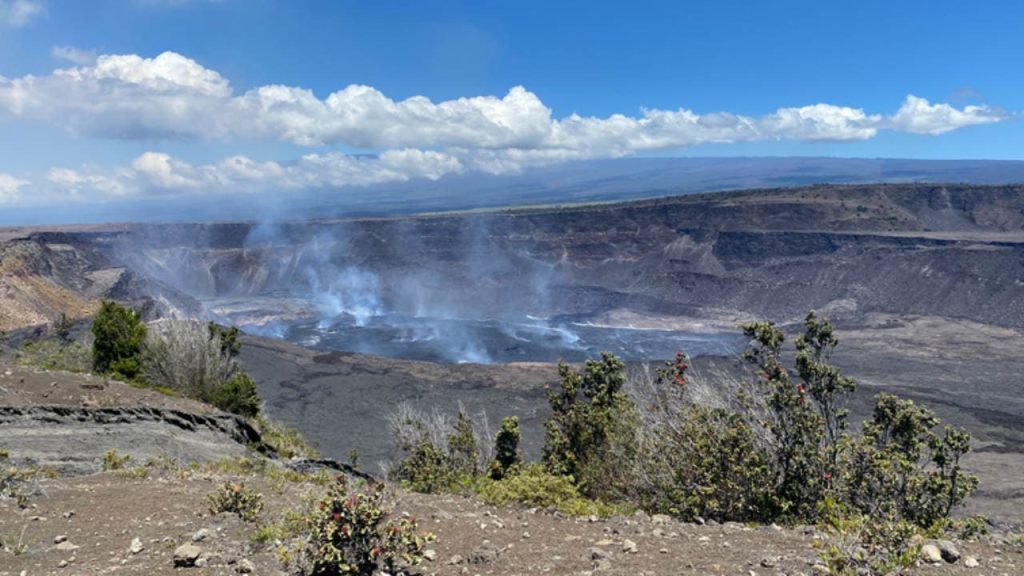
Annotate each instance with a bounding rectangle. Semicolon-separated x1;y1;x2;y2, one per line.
4;183;1024;333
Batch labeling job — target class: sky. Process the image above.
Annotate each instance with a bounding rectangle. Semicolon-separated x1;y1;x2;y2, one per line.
0;0;1020;217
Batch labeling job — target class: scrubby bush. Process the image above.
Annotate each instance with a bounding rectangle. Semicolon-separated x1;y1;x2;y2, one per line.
543;352;635;500
626;355;776;522
209;371;261;418
143;319;234;398
299;476;433;576
448;411;481;477
208;481;264;522
387;404;493;493
101;449;131;471
817;506;921;576
476;462;623;517
843;393;978;529
142;319;262;417
92;300;147;381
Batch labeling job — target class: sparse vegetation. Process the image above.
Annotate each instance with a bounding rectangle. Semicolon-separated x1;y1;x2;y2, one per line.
101;448;131;471
387;403;492;493
17;338;91;372
383;310;979;570
296;476;433;576
256;415;319;459
208;481;265;522
1;450;57;508
209;370;262;418
142;318;262;417
0;525;30;557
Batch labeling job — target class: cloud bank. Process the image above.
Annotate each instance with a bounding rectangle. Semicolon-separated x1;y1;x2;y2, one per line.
0;51;1008;205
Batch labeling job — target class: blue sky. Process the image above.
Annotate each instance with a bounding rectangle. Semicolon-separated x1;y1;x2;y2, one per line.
0;0;1019;214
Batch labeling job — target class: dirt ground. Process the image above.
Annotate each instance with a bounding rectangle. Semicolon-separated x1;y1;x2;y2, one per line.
2;469;1021;576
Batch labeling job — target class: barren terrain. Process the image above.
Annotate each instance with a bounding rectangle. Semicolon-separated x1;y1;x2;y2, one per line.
2;182;1024;568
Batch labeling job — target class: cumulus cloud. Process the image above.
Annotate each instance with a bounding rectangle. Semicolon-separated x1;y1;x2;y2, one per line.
0;172;29;203
0;0;43;27
889;95;1003;135
0;51;1006;156
0;50;1010;205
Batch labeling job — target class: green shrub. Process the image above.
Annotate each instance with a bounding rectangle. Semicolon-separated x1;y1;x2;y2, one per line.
626;353;776;522
633;403;776;522
208;481;264;522
543;353;635;500
389;438;459;494
101;449;131;471
208;322;241;359
817;508;922;576
488;416;521;480
92;300;147;381
843;393;978;528
742;319;829;521
794;311;855;475
387;406;489;494
209;371;262;418
53;313;75;344
476;463;624;517
299;476;433;575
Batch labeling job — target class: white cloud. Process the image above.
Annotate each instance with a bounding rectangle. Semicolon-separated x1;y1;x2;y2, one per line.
0;0;43;27
41;149;469;202
0;172;29;203
0;51;1011;206
889;95;1003;135
0;51;1006;157
0;52;231;139
51;46;98;66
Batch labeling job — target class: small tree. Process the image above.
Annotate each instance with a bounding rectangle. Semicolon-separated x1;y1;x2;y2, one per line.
92;300;147;381
489;416;521;480
742;320;825;520
52;313;75;344
447;411;480;477
794;312;855;478
543;352;635;499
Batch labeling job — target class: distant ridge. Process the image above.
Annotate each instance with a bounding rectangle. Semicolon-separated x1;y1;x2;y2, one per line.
6;157;1024;226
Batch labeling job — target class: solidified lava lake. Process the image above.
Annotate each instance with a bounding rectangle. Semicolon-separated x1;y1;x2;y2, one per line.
241;312;747;364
